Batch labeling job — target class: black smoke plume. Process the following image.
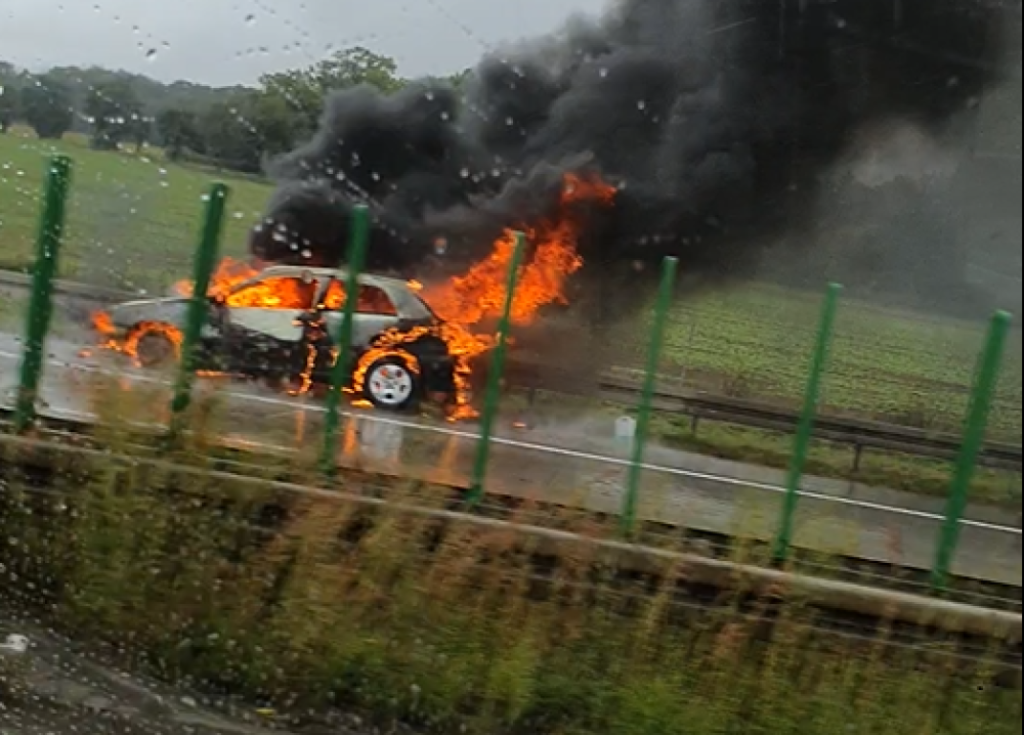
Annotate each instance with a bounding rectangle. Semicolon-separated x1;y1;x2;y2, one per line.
251;0;1015;311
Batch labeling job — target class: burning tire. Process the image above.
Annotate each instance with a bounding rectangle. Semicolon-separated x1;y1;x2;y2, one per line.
128;323;181;369
361;354;420;411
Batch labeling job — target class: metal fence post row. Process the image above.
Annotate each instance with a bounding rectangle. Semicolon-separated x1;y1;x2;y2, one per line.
931;310;1012;590
168;182;229;438
621;256;679;536
467;231;527;506
772;282;841;561
13;155;73;433
321;204;371;472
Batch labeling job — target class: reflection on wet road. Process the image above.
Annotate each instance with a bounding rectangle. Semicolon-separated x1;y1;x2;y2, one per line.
0;332;1020;587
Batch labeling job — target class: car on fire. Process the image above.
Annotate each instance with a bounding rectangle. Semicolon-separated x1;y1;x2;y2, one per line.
99;265;458;411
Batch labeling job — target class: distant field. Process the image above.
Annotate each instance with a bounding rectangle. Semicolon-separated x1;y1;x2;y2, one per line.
650;284;1022;444
0;126;271;292
1;128;1020;455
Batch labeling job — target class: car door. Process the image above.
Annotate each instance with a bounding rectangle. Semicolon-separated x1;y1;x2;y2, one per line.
221;274;319;343
319;278;401;349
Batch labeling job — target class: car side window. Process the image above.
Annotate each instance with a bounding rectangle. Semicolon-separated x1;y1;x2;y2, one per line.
225;277;318;310
321;281;398;316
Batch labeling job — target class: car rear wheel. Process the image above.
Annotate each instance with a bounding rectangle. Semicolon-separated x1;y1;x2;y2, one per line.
362;354;419;411
135;330;178;369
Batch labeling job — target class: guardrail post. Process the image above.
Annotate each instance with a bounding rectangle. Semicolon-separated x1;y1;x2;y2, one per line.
320;205;371;473
772;282;841;561
13;155;72;432
931;310;1011;590
168;183;229;438
467;232;526;505
621;256;678;536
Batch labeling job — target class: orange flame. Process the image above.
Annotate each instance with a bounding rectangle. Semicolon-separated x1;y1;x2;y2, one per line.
91;172;614;418
90;310;182;366
173;257;261;301
425;172;615;328
124;321;183;365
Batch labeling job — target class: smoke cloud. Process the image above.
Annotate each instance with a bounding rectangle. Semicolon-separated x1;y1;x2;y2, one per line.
251;0;1015;309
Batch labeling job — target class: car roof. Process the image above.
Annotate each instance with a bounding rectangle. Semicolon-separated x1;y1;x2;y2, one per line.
256;264;413;291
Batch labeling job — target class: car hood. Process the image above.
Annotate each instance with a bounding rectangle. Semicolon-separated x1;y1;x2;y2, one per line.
107;296;191;330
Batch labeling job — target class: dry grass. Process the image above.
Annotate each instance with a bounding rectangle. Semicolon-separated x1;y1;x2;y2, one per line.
0;395;1019;734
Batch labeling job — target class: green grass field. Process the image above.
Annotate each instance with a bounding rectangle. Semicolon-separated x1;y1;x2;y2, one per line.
0;126;269;291
640;285;1022;443
0;128;1020;503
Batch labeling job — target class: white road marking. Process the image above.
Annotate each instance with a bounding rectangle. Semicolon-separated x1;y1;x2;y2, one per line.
0;347;1020;538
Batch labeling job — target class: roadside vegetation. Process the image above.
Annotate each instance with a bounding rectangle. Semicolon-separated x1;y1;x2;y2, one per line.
0;394;1019;735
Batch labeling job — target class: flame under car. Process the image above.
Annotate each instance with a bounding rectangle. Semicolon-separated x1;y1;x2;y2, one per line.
100;265;458;411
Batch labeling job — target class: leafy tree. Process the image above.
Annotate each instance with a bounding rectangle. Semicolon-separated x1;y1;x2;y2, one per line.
85;78;145;150
313;46;403;93
259;47;404;135
259;68;322;139
448;68;472;91
0;61;20;131
0;92;15;133
155;107;203;160
20;74;74;139
197;91;296;173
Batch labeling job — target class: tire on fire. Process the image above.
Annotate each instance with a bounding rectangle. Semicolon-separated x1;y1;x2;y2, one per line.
361;352;421;411
130;324;179;369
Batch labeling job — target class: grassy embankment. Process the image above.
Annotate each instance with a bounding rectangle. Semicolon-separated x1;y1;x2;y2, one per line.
0;128;1020;504
0;386;1019;735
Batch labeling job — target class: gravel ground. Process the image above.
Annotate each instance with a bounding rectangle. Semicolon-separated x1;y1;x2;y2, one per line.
0;619;419;735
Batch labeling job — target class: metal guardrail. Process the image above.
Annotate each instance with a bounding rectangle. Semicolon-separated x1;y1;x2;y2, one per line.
505;363;1024;473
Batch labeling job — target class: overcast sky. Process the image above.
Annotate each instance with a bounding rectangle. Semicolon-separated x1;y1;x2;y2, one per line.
2;0;602;86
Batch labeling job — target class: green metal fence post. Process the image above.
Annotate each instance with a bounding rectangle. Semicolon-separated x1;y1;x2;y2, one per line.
931;310;1011;589
168;183;229;437
320;205;371;472
13;155;72;432
466;232;526;505
772;282;841;561
621;256;678;535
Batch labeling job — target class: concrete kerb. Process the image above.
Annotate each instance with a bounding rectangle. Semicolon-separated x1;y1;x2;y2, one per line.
1;431;1019;643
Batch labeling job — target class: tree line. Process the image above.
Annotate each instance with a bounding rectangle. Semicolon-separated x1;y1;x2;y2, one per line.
0;50;465;174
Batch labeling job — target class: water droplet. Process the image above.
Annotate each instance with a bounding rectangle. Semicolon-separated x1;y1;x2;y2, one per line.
245;14;256;24
599;68;609;78
145;49;158;60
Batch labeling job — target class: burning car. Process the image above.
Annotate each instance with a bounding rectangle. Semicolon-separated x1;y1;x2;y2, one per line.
96;265;459;411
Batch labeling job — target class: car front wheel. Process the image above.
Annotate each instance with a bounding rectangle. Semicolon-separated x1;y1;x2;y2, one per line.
361;354;420;411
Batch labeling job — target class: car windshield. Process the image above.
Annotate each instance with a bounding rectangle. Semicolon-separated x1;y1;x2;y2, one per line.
224;275;318;309
321;280;398;315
